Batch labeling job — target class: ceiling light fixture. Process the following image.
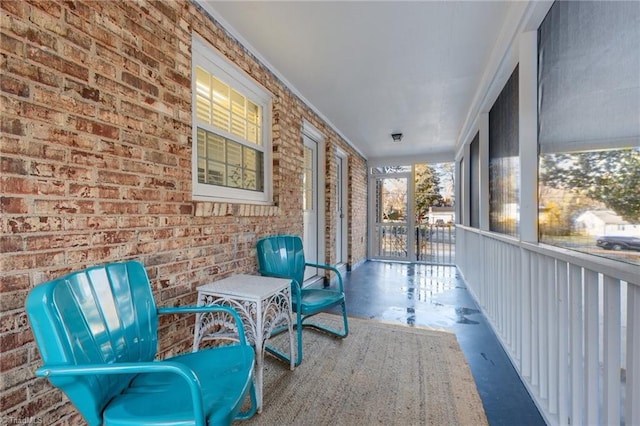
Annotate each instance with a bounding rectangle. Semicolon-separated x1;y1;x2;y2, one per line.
391;132;403;142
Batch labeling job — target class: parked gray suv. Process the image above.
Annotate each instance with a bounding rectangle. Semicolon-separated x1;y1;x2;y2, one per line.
596;236;640;251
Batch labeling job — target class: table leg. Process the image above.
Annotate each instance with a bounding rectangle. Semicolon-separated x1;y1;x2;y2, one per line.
287;312;295;371
255;337;264;413
192;311;202;352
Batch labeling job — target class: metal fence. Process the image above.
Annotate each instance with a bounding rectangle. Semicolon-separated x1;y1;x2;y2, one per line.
416;224;455;264
374;223;455;265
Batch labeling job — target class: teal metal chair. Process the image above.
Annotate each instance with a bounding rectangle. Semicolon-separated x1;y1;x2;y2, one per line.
25;260;257;426
256;235;348;367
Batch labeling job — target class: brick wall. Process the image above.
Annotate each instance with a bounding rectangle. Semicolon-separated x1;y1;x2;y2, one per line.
0;0;368;423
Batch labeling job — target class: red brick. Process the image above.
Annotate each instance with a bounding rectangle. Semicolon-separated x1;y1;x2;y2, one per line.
100;139;143;159
0;289;28;311
6;385;64;420
122;187;163;202
122;100;159;121
0;310;29;336
30;124;79;149
0;178;60;199
122;71;159;97
33;84;94;114
152;0;179;22
4;55;62;87
0;196;28;214
96;43;140;75
97;170;141;187
1;156;28;175
69;183;120;199
90;230;137;245
164;68;190;89
30;0;63;19
133;240;162;256
70;150;119;169
162;91;189;111
0;235;23;253
95;73;138;97
1;116;25;135
24;25;59;51
61;39;88;63
0;0;29;19
1;177;35;195
30;162;93;182
33;199;96;215
95;56;117;78
0;273;29;292
21;101;66;125
27;46;89;81
122;43;160;70
1;94;21;117
25;233;91;251
144;150;177;167
66;246;119;264
70;116;120;139
66;215;119;231
67;8;117;49
0;74;29;97
138;228;174;242
122;14;165;49
149;38;180;66
117;215;158;228
0;329;34;353
3;216;64;234
0;386;27;412
99;202;142;215
64;25;93;50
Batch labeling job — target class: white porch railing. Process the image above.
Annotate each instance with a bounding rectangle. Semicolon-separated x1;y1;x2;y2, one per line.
457;226;639;426
372;223;455;264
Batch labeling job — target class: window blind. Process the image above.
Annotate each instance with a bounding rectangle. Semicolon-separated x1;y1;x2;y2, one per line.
538;1;640;154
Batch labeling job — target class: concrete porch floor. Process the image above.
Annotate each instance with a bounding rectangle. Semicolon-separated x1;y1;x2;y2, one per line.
334;260;545;426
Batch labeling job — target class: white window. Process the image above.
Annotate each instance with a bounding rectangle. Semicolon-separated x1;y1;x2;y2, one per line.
192;36;272;203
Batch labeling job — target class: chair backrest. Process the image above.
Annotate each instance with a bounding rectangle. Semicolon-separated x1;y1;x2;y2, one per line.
256;235;306;290
25;261;159;425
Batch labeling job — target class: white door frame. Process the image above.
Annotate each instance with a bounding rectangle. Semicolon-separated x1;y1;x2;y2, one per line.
368;170;416;260
335;148;348;275
302;121;325;286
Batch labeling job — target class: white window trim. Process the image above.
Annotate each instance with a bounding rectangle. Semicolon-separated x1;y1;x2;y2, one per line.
191;35;273;204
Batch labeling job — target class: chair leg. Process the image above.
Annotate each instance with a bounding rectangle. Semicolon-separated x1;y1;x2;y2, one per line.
266;306;349;368
302;302;349;340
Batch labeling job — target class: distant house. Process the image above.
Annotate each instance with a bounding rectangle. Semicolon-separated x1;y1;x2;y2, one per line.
575;210;640;237
426;206;455;225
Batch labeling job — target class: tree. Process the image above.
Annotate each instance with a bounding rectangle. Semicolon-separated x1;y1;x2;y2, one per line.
539;148;640;222
414;164;444;222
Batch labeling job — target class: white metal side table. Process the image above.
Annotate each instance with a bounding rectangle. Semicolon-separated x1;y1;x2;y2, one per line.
192;274;295;412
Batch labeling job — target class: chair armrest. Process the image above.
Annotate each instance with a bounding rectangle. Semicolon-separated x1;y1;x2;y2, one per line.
158;305;248;346
305;262;344;292
36;362;207;426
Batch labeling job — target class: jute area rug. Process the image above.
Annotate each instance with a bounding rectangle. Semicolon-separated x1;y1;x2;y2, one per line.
241;314;488;426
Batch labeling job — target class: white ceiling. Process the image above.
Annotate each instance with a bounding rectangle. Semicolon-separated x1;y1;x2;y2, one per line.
199;1;519;162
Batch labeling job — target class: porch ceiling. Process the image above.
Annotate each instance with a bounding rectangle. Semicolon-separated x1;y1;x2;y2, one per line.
198;1;515;162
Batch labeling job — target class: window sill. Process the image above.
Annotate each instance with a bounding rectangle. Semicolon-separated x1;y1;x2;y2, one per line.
194;201;279;217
